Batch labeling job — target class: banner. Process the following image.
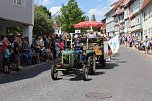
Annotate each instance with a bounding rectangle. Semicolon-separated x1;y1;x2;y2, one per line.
108;35;119;54
104;41;109;59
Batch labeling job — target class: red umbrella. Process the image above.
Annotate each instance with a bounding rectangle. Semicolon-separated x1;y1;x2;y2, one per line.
74;21;103;28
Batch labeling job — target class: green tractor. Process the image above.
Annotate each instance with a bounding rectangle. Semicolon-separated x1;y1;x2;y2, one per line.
51;49;96;81
51;33;96;81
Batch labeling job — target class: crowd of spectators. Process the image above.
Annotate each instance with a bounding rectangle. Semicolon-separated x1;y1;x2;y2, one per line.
120;35;152;54
0;34;64;74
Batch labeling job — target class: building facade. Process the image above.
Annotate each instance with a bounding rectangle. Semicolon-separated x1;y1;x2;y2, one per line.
0;0;34;44
128;0;143;40
124;4;131;36
112;0;125;36
105;3;116;37
141;0;152;40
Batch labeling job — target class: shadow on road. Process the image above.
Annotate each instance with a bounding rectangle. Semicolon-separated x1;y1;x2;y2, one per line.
0;63;52;84
92;71;105;76
68;71;105;81
113;53;120;57
96;62;120;69
69;74;92;81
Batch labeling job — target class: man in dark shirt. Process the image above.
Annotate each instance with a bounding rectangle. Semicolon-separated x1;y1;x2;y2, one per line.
13;36;22;71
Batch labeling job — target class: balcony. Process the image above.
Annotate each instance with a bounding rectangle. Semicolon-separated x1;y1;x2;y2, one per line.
130;7;140;17
131;24;141;32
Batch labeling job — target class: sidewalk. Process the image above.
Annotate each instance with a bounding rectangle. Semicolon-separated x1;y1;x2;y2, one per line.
0;60;56;76
121;45;152;57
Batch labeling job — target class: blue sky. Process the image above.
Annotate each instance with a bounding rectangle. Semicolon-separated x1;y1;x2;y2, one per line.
35;0;118;21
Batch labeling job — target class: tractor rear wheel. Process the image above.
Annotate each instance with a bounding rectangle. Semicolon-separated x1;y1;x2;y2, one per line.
89;55;96;75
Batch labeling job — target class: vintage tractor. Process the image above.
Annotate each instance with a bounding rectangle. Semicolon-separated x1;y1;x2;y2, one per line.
51;33;97;81
51;47;96;81
51;49;89;81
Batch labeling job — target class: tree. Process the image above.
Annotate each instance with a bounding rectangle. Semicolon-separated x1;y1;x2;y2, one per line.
6;26;22;35
56;0;86;33
33;5;54;35
91;14;96;21
39;5;52;17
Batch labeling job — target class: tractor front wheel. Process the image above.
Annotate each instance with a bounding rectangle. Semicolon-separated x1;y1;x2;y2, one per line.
51;65;58;80
82;65;88;81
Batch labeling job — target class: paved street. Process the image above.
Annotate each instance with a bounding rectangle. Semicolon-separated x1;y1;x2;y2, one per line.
0;46;152;101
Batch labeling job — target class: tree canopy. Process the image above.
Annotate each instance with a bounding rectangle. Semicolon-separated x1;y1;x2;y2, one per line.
56;0;86;33
33;5;54;35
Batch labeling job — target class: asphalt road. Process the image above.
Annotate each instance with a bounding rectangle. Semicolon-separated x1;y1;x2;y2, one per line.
0;46;152;101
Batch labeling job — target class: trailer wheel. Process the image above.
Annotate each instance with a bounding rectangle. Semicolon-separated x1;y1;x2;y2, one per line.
82;65;88;81
51;65;58;80
102;59;106;67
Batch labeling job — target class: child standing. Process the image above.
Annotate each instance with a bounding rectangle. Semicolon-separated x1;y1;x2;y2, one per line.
108;46;112;60
4;45;11;74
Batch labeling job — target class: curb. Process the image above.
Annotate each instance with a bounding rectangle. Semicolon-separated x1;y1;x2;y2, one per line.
22;62;48;70
0;60;56;77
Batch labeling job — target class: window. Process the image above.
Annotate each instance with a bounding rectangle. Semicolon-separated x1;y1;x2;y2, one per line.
14;0;21;5
150;6;152;17
144;12;146;21
149;8;151;18
137;18;140;23
145;10;148;20
149;28;150;34
13;0;25;6
145;30;147;35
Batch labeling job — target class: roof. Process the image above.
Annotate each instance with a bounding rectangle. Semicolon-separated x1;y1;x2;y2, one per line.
112;0;124;11
124;0;130;7
118;8;124;14
112;8;124;17
104;1;118;15
124;0;134;7
105;0;126;16
141;0;151;10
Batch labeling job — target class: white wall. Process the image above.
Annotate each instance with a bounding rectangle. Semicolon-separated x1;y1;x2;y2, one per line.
22;26;33;45
0;0;34;25
124;8;129;20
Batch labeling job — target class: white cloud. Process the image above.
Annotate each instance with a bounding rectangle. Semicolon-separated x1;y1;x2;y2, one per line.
35;0;51;6
88;6;110;19
49;6;61;16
